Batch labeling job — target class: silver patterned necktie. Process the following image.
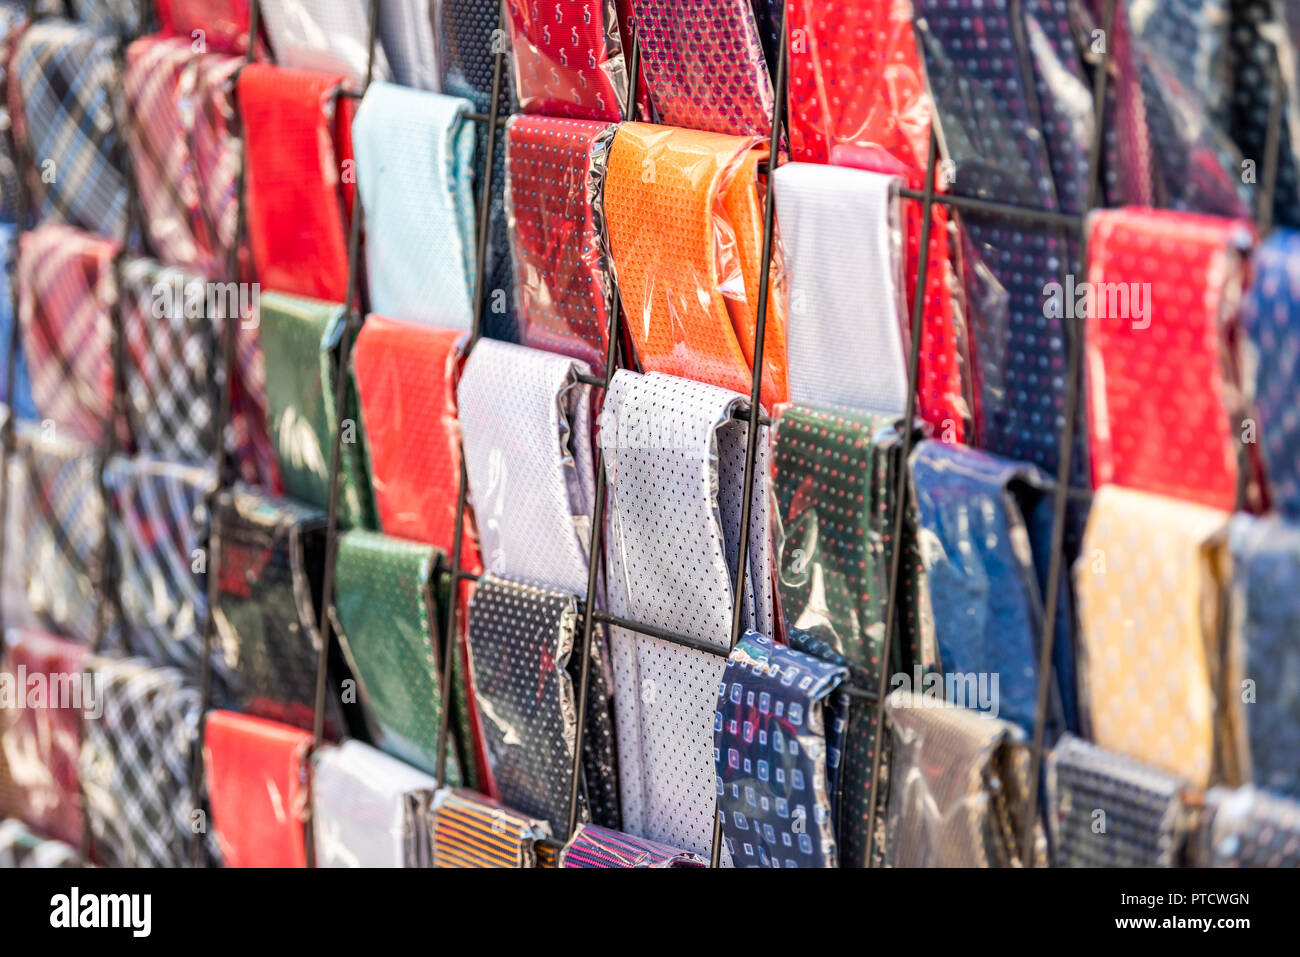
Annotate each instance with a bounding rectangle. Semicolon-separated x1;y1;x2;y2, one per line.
259;0;392;86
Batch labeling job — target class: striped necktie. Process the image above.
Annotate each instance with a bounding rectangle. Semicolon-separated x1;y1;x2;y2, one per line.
559;824;705;867
430;787;551;868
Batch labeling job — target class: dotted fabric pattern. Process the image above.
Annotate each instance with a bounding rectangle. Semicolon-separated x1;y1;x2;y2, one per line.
1075;484;1233;789
629;0;773;136
605;122;788;408
466;573;619;833
714;632;848;868
458;338;595;595
505;115;617;375
505;0;628;121
1047;734;1189;868
1086;208;1253;511
1203;786;1300;867
259;0;392;87
430;787;550;868
601;370;774;861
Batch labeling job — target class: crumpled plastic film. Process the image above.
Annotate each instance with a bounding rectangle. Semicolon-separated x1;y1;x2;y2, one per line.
258;0;391;87
430;787;552;868
605;123;788;408
559;823;706;867
505;115;618;374
505;0;628;121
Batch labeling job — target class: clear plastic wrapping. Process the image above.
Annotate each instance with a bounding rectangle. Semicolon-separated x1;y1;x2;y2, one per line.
430;787;551;868
505;0;628;121
559;822;705;867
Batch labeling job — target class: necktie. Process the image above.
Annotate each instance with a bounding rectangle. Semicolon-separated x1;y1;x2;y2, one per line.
189;53;243;279
378;0;440;91
0;6;27;225
103;455;217;688
1232;1;1300;228
311;740;440;868
604;123;789;409
155;0;253;56
559;823;705;867
1076;485;1236;788
332;528;462;783
886;692;1046;868
774;163;908;413
1240;230;1300;517
120;259;217;464
203;709;313;868
629;0;773;136
431;787;551;868
1;630;88;849
715;631;847;868
16;224;118;447
601;369;773;859
14;19;127;238
1086;208;1255;511
0;819;86;868
467;573;620;833
79;656;212;868
1202;786;1300;867
259;0;392;86
0;225;37;420
1047;734;1191;868
1227;514;1300;801
238;64;355;302
66;0;148;37
504;0;627;121
352;84;478;328
257;290;376;529
505;115;618;374
457;338;595;594
910;440;1075;736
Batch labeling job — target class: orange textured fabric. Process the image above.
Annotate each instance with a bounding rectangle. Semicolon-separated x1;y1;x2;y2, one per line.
605;122;788;408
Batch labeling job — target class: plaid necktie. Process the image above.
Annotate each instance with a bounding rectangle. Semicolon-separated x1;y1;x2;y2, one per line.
238;64;355;302
504;0;628;121
629;0;773;136
312;740;440;868
0;819;86;867
0;629;89;848
155;0;253;56
14;19;127;238
457;338;595;595
79;656;213;868
259;0;392;86
430;787;551;868
505;115;617;375
605;123;788;408
66;0;149;37
601;370;773;860
203;709;314;868
1086;208;1254;511
17;224;119;447
1047;734;1191;868
886;693;1046;867
352;83;478;328
257;290;376;529
1227;514;1300;801
559;823;705;867
1076;485;1237;788
378;0;440;91
0;225;37;420
1202;786;1300;867
715;631;847;868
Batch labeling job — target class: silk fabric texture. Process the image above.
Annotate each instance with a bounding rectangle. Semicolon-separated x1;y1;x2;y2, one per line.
505;0;628;121
258;0;392;87
431;787;550;868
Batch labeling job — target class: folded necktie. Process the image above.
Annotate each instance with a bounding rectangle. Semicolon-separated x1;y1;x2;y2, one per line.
1087;208;1254;511
79;656;210;868
259;0;391;86
715;631;847;868
0;7;27;224
560;823;706;867
504;0;627;121
257;291;376;529
1;630;89;848
457;338;595;594
0;819;86;868
14;19;127;237
203;709;313;868
910;440;1075;736
238;64;355;302
1047;734;1192;868
124;37;242;278
155;0;252;56
0;225;37;420
352;84;477;328
430;787;551;868
1201;786;1300;867
312;740;441;868
505;115;618;374
1076;485;1236;788
467;573;619;834
774;163;907;413
65;0;148;37
629;0;773;136
886;693;1046;868
1227;513;1300;800
120;259;217;464
602;370;774;860
16;224;118;446
378;0;440;91
104;455;216;687
605;123;788;408
332;528;461;783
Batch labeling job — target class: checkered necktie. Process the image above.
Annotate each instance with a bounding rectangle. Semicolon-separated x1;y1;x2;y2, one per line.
504;0;628;121
66;0;149;38
260;0;392;87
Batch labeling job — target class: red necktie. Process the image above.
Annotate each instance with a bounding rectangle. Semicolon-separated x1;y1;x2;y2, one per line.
505;0;626;121
155;0;255;57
